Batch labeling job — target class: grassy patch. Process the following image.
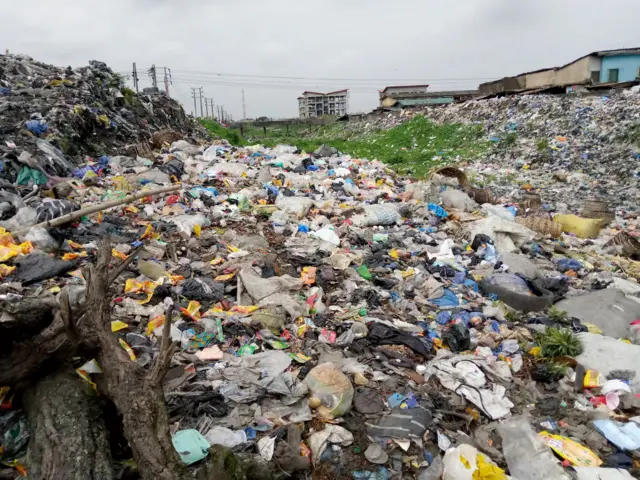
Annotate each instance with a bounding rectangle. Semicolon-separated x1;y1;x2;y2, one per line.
245;115;489;177
200;119;247;146
200;116;489;177
537;328;583;358
536;138;550;151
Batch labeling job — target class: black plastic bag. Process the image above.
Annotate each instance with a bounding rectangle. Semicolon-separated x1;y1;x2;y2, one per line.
180;277;224;302
159;158;184;177
442;323;470;352
471;233;494;251
35;199;78;224
14;254;78;284
367;322;432;359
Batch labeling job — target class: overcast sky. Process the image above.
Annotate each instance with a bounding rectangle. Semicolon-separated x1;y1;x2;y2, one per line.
2;0;639;119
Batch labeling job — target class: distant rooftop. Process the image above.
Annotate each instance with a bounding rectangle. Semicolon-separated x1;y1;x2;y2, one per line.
381;84;429;94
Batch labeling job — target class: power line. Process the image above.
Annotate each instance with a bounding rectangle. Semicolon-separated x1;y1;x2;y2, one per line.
168;75;481;91
164;68;494;83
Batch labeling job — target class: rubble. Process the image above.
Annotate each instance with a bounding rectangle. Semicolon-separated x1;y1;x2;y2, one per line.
1;54;640;480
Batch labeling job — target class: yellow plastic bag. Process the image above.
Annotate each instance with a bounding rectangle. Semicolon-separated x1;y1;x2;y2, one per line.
146;315;165;336
443;444;507;480
62;251;87;261
215;272;236;282
180;300;201;321
124;278;157;304
0;264;16;278
0;241;32;262
553;214;602;239
583;370;603;388
111;320;129;332
472;454;507;480
538;431;602;467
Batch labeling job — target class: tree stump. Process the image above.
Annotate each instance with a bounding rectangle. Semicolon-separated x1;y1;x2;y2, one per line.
23;366;114;480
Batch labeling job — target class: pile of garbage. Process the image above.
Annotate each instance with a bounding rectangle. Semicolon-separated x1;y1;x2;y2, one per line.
0;123;639;479
425;92;640;214
0;52;206;186
346;91;640;213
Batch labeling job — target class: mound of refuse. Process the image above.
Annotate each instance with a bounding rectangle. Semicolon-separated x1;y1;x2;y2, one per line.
0;53;206;187
0;121;639;479
343;90;640;213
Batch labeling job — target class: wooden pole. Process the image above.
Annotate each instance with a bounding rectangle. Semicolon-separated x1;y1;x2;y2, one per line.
13;184;180;235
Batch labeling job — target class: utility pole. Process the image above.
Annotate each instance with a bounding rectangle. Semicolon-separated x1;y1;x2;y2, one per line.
198;88;204;120
163;67;172;96
242;89;246;120
191;88;199;117
209;98;215;118
132;62;139;93
217;106;221;121
204;98;209;118
148;65;158;89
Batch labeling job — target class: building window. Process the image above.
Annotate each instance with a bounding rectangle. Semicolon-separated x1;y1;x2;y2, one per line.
608;69;619;83
591;71;600;83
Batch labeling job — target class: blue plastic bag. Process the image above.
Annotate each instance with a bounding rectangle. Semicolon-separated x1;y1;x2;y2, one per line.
431;289;459;307
436;311;452;325
428;203;448;218
25;119;48;135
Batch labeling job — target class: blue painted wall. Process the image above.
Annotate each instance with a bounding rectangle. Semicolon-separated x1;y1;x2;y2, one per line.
600;55;640;82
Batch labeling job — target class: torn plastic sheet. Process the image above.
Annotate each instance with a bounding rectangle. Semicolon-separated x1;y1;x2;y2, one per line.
259;398;313;424
221;351;308;404
593;420;640;451
308;425;353;465
239;267;307;318
430;355;514;420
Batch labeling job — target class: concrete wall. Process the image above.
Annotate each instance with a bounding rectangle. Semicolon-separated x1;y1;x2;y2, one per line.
523;69;555;89
555;56;594;85
479;77;524;95
480;56;601;94
600;54;640;82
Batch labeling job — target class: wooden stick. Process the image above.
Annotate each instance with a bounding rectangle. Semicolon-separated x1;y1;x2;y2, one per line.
12;184;180;235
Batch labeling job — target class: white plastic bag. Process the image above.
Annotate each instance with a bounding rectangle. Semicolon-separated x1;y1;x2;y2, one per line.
482;204;515;222
353;204;401;227
204;426;247;448
170;214;208;238
275;196;314;219
310;226;340;246
205;162;248;177
442;444;506;480
441;189;477;212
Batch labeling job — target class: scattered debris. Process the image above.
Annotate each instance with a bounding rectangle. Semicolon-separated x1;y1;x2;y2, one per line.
1;53;640;479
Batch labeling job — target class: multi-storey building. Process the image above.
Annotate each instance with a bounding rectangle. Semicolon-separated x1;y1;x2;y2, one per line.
298;90;348;118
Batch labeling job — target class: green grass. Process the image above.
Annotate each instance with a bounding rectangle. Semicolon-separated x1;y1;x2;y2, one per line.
536;138;550;151
201;115;489;177
537;328;583;358
200;119;247;146
547;306;568;323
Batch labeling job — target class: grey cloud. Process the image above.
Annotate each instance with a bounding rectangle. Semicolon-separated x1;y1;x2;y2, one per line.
1;0;639;118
